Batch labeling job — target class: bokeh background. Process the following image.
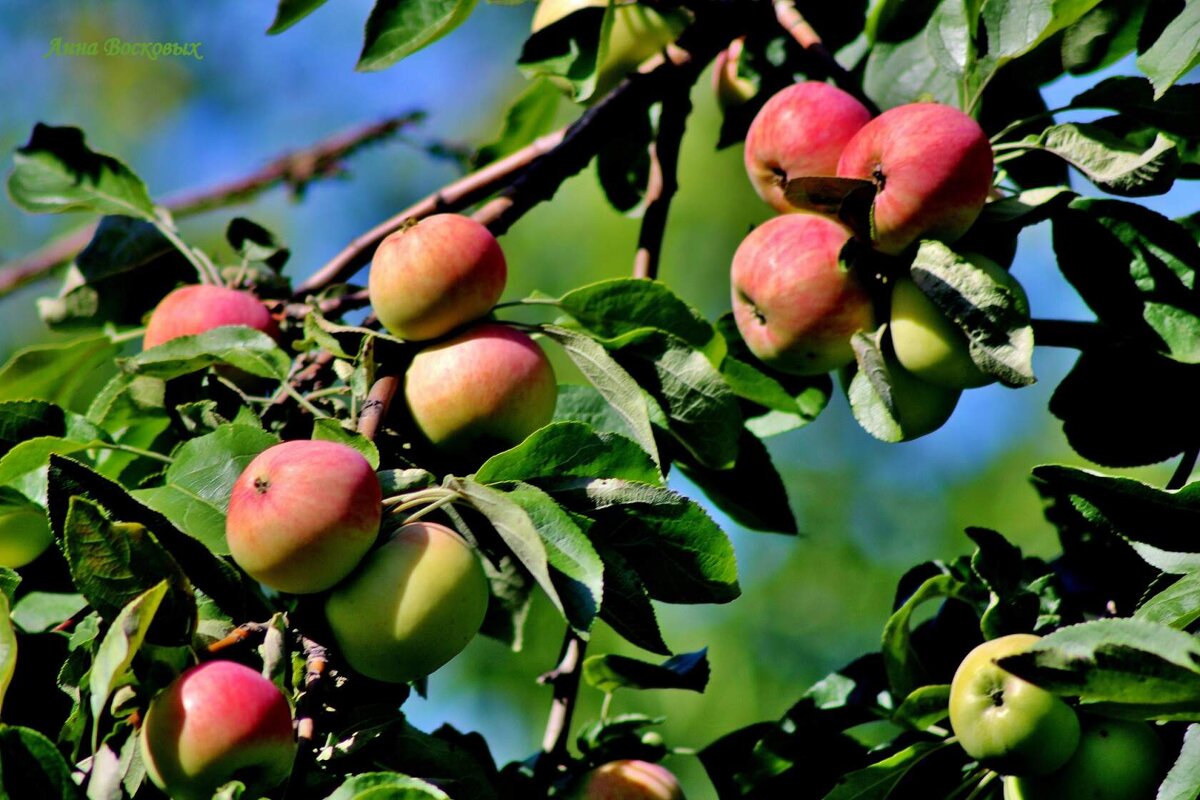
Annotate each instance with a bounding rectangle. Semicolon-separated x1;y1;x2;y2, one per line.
1;2;1195;797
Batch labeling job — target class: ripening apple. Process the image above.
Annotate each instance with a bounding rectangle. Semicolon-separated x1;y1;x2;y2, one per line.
1004;717;1164;799
369;214;507;341
743;81;873;213
731;214;875;375
949;634;1081;776
325;521;489;684
889;254;1030;389
713;37;756;110
226;439;382;594
572;760;685;800
532;0;686;102
143;284;279;349
837;103;994;254
140;660;296;800
0;506;53;568
404;323;557;456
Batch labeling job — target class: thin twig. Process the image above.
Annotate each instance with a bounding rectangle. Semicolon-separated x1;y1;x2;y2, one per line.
357;375;401;441
285;636;330;800
204;620;272;655
633;82;692;280
772;0;878;114
1168;443;1199;491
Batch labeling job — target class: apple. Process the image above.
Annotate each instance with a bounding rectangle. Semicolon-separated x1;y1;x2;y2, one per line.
889;254;1030;389
324;521;489;683
949;634;1081;776
572;760;685;800
404;322;557;456
731;214;875;375
713;37;756;110
1004;717;1164;799
0;506;52;568
743;81;873;213
140;660;296;800
143;284;279;349
369;214;507;341
226;439;382;594
532;0;686;102
836;103;994;254
878;346;961;439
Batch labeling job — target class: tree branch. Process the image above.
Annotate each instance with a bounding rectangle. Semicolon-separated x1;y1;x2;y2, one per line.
358;375;401;441
772;0;879;114
633;82;692;280
538;629;588;776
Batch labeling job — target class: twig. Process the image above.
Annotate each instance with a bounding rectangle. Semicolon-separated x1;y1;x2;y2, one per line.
772;0;879;114
357;375;401;441
204;620;272;655
633;82;692;280
0;114;423;296
285;636;330;800
1168;443;1199;491
50;606;92;634
537;630;588;779
280;289;371;320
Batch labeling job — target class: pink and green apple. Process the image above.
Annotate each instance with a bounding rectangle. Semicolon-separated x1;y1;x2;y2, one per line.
143;284;278;349
572;759;685;800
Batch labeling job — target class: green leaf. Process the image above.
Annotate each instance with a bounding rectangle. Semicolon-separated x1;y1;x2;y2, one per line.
475;80;562;167
892;684;951;730
882;573;975;698
998;618;1200;719
583;648;709;693
268;0;331;33
555;278;717;351
1069;76;1200;137
0;334;120;415
863;28;959;109
1136;570;1200;628
824;741;945;799
0;725;83;798
325;772;452;799
596;105;655;213
379;468;436;496
1136;0;1200;98
11;592;86;634
0;594;15;718
518;4;611;104
593;544;669;655
225;217;290;273
1032;122;1180;196
7;124;154;218
677;431;797;534
312;418;380;469
123;327;291;381
1061;0;1146;75
475;421;661;488
133;423;279;553
552;384;638;441
89;582;168;748
1158;723;1200;800
981;0;1102;62
357;0;479;72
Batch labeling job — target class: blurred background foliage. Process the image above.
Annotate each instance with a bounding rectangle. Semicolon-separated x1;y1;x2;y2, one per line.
0;1;1192;796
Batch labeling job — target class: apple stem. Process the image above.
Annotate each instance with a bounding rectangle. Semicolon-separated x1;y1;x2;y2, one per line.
961;769;998;800
633;81;691;281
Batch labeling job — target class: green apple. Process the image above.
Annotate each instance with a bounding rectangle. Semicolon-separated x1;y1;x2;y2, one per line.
890;254;1030;389
949;634;1081;776
141;660;296;800
1005;716;1164;799
572;759;685;799
324;521;489;684
0;506;53;568
838;339;961;441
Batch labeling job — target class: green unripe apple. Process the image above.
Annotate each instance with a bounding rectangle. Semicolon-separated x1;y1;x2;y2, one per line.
839;340;961;441
890;254;1030;389
0;506;53;568
572;759;685;800
1004;716;1164;799
325;521;489;684
949;634;1081;776
140;660;296;800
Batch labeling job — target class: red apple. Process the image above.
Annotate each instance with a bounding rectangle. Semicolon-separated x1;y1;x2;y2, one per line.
144;284;278;349
713;37;756;110
140;660;296;800
369;214;507;341
404;323;557;456
743;81;873;213
731;214;875;375
836;103;994;254
572;760;685;800
226;440;382;594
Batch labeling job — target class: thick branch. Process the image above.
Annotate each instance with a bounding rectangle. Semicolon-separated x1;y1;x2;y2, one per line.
539;630;588;767
357;375;401;441
633;82;692;280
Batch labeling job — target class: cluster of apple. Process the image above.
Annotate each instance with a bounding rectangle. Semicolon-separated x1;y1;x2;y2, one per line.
949;635;1164;799
731;81;1023;438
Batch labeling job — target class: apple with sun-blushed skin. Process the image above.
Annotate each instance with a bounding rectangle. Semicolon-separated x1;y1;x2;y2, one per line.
404;323;557;456
143;284;279;349
731;214;874;375
572;760;685;800
325;521;489;683
949;634;1081;776
890;254;1030;389
713;37;756;110
1004;717;1164;800
837;103;994;254
0;506;53;568
140;660;296;800
743;81;873;213
226;439;382;594
369;214;507;341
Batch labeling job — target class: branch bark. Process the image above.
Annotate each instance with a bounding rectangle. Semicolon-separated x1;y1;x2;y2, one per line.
633;82;692;280
358;375;401;441
772;0;879;114
538;630;588;772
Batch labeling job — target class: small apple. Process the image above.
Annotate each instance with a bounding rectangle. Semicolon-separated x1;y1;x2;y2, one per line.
143;284;279;349
404;322;557;456
889;254;1030;389
713;37;756;110
949;634;1081;776
324;521;489;684
572;760;685;800
0;505;52;568
369;214;507;341
743;81;873;213
140;660;296;800
226;439;382;594
1004;716;1164;799
836;103;994;254
731;214;875;375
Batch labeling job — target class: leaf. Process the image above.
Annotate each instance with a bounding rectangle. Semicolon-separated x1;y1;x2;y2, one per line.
552;384;638;441
1136;571;1200;628
0;725;83;798
596;103;655;213
997;618;1200;719
823;741;944;800
312;418;380;469
475;421;661;488
357;0;479;72
134;423;278;553
474;79;561;167
0;594;15;718
981;0;1102;62
555;279;716;351
882;573;975;698
863;27;959;110
89;582;168;748
1136;0;1200;98
0;334;120;415
892;684;951;730
677;431;797;534
1158;723;1200;800
267;0;330;33
518;4;610;104
225;217;290;272
11;592;86;634
583;648;709;693
1069;76;1200;137
1032;122;1180;196
593;545;669;655
1061;0;1146;75
379;468;436;496
782;177;877;217
325;772;452;800
123;327;291;381
7;124;154;218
